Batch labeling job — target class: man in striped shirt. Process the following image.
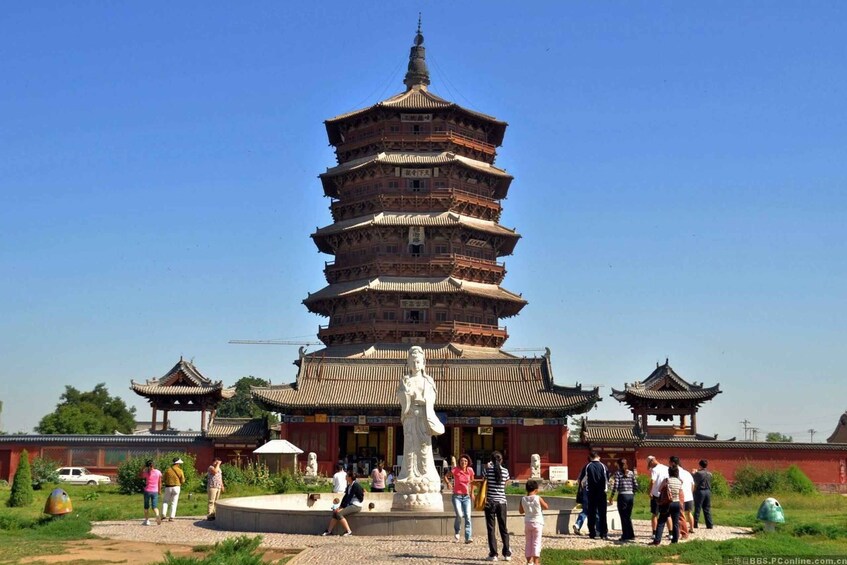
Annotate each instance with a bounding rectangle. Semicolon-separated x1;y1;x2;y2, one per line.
484;451;512;561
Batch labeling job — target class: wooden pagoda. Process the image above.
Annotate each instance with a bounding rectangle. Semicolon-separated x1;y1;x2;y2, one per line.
252;23;600;479
611;360;721;437
131;358;235;432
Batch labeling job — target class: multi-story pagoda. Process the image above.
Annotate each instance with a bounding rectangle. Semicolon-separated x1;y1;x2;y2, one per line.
253;23;600;479
611;360;721;437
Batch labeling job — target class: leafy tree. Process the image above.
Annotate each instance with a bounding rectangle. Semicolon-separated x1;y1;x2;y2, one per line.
217;376;277;423
36;383;136;434
766;432;793;443
30;456;62;490
9;450;34;507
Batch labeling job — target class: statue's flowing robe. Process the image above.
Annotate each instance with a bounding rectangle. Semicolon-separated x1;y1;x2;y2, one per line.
396;372;444;481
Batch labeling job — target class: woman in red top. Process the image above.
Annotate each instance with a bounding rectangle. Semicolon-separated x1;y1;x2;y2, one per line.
447;454;475;543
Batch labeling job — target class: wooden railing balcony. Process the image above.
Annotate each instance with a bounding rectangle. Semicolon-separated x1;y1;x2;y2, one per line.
317;320;508;346
326;252;504;271
336;130;497;158
331;187;501;222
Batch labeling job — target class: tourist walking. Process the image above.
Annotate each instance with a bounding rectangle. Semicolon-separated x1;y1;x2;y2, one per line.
670;456;694;537
651;466;685;545
608;458;636;541
571;480;590;535
322;470;364;536
162;457;185;522
519;479;549;565
646;455;669;539
483;451;512;561
370;461;387;492
579;451;608;540
447;453;475;543
332;463;347;493
693;459;714;529
140;459;162;526
206;457;225;521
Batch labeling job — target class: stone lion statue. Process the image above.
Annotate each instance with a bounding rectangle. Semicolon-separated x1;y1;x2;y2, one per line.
305;452;318;477
530;453;541;479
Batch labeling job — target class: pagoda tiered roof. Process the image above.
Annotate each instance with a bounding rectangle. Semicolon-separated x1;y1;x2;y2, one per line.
130;358;235;406
325;88;507;147
311;211;520;254
251;345;600;416
303;276;526;317
610;361;721;407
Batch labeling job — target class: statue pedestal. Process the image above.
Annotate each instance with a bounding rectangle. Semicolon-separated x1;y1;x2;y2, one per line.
391;478;444;511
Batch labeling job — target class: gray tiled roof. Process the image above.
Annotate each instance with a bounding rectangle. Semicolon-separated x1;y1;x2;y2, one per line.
325;87;507;147
610;362;720;404
130;358;235;399
303;276;525;306
205;418;266;440
580;419;642;444
321;152;511;179
251;353;599;415
312;211;518;238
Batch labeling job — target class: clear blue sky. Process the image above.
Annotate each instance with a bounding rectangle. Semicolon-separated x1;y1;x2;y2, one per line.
1;2;845;441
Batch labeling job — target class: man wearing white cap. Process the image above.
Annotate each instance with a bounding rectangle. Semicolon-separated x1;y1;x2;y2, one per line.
162;457;186;522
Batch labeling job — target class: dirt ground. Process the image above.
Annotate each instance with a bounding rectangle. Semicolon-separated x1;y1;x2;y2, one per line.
18;539;296;565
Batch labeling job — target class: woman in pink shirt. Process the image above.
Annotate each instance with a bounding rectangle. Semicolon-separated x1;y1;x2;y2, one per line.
140;459;163;526
447;454;475;543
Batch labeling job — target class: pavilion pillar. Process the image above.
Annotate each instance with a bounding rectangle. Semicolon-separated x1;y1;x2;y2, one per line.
680;413;687;431
561;425;570;475
162;409;169;431
151;407;157;432
691;411;697;435
640;411;648;436
201;409;207;432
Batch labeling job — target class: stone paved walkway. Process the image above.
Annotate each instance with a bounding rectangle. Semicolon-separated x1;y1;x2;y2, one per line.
92;517;752;564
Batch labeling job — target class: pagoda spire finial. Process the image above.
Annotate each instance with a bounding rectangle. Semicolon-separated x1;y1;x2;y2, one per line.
403;13;430;90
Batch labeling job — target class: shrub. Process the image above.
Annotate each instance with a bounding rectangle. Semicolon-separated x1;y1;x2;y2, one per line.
731;464;784;496
272;471;310;493
711;470;730;497
636;472;651;495
30;456;61;490
117;452;198;494
783;465;816;495
8;450;34;507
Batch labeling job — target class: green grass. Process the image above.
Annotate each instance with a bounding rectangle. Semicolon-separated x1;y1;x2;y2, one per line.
548;490;847;564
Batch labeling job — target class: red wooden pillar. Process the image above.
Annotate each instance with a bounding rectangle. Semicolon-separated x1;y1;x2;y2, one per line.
561;425;570;470
328;422;339;466
507;423;518;471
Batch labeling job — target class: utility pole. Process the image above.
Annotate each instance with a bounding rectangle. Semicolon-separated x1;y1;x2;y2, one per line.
740;419;751;441
750;427;760;442
808;429;816;442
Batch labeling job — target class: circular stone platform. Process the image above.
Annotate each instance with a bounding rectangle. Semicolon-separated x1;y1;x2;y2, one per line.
215;492;617;537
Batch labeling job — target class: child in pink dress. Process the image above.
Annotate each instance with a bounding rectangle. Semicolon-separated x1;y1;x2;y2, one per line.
519;479;549;565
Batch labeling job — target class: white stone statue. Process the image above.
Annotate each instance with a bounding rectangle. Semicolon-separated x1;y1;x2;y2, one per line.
393;346;445;511
530;453;542;479
305;452;318;477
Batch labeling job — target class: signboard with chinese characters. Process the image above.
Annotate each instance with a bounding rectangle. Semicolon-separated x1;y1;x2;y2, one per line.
401;113;432;122
354;425;370;434
401;168;433;178
401;299;430;309
548;466;568;482
478;426;494;436
408;226;425;245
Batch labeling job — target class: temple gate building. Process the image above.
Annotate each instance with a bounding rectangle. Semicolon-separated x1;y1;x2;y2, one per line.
252;24;600;479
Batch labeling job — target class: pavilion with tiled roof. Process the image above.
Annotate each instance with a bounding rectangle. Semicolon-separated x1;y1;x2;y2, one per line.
611;360;721;437
131;357;235;433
